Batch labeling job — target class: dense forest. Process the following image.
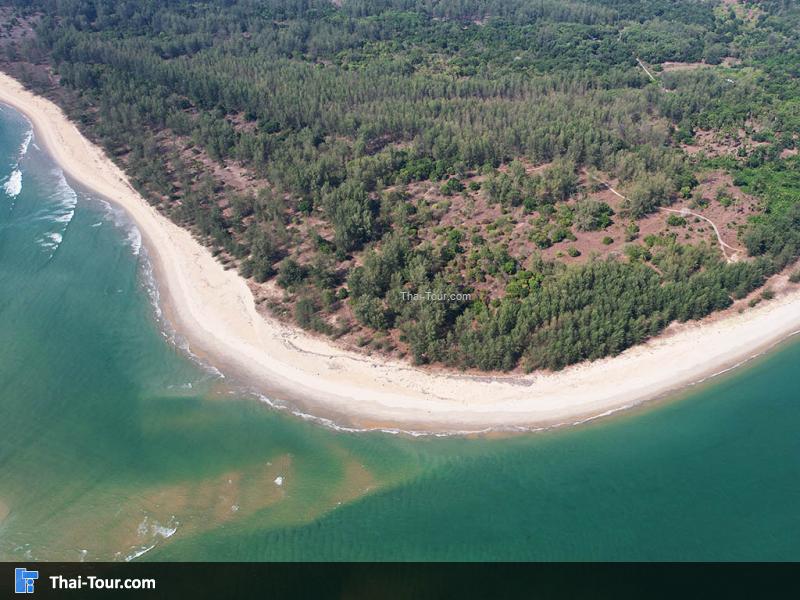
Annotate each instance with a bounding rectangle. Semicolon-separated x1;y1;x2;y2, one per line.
1;0;798;371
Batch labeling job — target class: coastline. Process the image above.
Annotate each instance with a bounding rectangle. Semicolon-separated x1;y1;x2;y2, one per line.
3;70;800;433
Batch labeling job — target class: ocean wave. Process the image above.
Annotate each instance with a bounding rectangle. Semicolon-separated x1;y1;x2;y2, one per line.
140;254;226;379
18;129;33;157
2;129;33;200
248;391;454;436
139;254;163;320
52;211;74;224
49;168;77;220
138;249;224;380
124;544;156;562
2;169;22;197
37;231;63;251
248;388;618;438
136;515;178;540
167;382;194;391
127;226;142;256
123;515;178;562
34;168;78;257
92;196;144;257
152;523;178;539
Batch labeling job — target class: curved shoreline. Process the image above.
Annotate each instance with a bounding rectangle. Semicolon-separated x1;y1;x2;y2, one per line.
3;71;800;433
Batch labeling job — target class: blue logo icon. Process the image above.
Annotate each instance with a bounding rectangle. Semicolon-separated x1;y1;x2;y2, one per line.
15;568;38;594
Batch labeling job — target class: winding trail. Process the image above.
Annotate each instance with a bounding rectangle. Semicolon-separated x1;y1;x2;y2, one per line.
594;176;738;263
660;206;739;262
603;57;741;262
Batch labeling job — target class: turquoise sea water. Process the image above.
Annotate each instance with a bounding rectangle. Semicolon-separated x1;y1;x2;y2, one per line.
1;105;799;561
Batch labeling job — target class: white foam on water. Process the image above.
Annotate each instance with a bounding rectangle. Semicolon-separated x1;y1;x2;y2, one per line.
37;232;63;252
247;329;800;437
136;517;149;537
49;168;77;223
274;476;284;486
251;391;440;436
152;523;178;539
34;168;78;257
167;382;194;390
18;129;33;157
140;268;227;387
138;251;161;315
127;226;142;256
2;169;22;197
252;389;530;437
141;252;223;379
124;514;179;561
83;199;227;385
2;128;33;200
136;514;179;539
124;544;156;562
93;196;144;257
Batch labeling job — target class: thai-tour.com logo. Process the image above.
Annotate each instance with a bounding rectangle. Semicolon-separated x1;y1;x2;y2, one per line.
12;566;156;594
15;568;39;594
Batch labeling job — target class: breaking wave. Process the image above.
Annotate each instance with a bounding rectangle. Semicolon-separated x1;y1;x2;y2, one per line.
19;129;33;157
94;197;143;257
2;129;33;200
121;515;179;562
138;246;225;381
2;169;22;197
126;226;142;256
36;168;77;257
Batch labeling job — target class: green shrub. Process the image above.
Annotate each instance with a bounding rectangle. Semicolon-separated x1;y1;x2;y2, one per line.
624;244;652;262
667;214;687;227
441;177;465;196
294;298;316;327
277;259;308;288
574;200;614;231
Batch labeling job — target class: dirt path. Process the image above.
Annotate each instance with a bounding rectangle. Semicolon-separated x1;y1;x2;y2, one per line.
636;57;657;82
660;206;739;261
592;176;738;263
625;58;740;261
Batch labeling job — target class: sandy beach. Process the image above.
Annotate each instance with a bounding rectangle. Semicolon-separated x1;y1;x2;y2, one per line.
2;71;800;433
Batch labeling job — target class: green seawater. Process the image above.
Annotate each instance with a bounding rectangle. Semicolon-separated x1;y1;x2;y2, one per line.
1;105;799;562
